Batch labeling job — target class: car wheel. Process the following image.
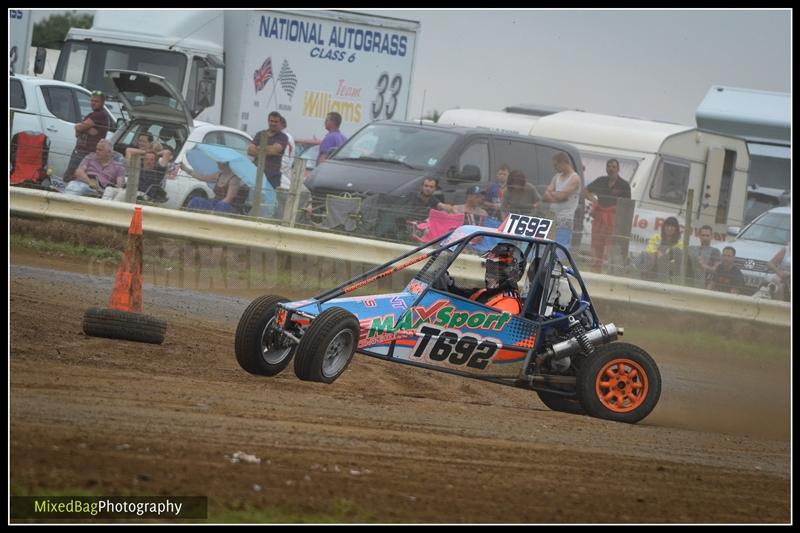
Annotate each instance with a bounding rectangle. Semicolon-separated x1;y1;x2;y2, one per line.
234;295;295;376
536;390;586;415
293;307;359;384
82;307;166;344
577;342;661;424
182;190;207;208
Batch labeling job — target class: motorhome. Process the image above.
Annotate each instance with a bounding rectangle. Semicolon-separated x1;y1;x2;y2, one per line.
438;108;751;254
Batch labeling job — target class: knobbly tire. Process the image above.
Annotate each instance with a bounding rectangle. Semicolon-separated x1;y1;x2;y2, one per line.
577;342;661;424
294;307;360;384
82;307;166;344
234;295;296;376
536;390;586;415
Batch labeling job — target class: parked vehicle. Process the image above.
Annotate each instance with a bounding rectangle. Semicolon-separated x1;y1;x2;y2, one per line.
54;10;420;140
727;206;791;295
10;73;116;181
696;85;790;194
235;214;662;424
304;120;583;236
438;108;751;257
105;69;255;210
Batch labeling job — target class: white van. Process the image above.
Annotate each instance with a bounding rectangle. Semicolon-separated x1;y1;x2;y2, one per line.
438;108;751;256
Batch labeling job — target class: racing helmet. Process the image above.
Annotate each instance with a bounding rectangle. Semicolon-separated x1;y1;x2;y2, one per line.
482;243;525;289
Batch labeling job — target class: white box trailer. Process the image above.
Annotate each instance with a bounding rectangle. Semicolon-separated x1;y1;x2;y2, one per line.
222;10;419;139
438;108;751;254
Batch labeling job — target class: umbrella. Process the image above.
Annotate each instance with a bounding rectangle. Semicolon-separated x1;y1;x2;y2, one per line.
185;143;276;213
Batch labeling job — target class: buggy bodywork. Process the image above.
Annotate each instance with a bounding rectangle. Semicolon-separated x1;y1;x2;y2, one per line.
235;214;661;423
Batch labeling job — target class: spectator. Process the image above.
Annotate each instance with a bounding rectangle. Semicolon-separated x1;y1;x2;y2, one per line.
441;243;525;314
317;112;347;165
274;116;296;219
157;146;179;181
484;164;510;219
500;170;541;220
248;111;289;191
765;242;791;301
125;132;161;161
687;225;721;288
180;161;243;214
451;185;489;226
585;158;632;272
102;151;165;202
543;152;581;249
64;139;125;196
708;246;746;294
64;90;111;182
397;177;451;238
635;216;684;281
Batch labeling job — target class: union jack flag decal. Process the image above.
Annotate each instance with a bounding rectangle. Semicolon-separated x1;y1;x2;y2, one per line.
253;57;273;93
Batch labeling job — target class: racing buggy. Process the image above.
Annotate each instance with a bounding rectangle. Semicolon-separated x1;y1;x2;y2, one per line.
235;214;661;424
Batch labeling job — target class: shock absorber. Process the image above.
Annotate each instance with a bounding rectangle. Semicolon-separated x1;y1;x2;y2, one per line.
568;315;595;355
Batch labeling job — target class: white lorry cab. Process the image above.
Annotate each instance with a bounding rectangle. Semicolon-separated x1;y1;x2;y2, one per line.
438;108;751;254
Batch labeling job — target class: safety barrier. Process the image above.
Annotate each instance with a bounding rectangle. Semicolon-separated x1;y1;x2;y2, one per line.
10;188;790;327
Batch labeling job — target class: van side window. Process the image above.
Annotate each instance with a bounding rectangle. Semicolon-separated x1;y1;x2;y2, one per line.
457;142;489;182
493;139;539;186
650;157;690;204
11;78;26;109
41;86;79;123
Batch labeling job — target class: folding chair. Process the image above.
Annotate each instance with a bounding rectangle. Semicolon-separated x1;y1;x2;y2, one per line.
409;209;465;242
311;193;362;231
10;131;50;187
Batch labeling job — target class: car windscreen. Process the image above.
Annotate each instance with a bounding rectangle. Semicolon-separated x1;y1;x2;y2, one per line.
332;124;459;170
739;212;790;245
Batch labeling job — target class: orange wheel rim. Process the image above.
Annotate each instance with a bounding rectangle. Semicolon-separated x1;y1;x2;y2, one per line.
595;358;649;413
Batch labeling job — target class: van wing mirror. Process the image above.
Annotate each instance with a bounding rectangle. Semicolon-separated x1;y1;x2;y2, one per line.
33;47;46;75
193;67;217;116
727;226;740;237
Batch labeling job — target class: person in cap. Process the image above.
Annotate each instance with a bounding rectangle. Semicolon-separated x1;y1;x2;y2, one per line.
449;185;489;226
440;243;525;314
64;90;112;181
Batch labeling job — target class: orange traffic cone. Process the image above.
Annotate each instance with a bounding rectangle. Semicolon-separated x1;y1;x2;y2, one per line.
110;206;144;312
82;206;166;344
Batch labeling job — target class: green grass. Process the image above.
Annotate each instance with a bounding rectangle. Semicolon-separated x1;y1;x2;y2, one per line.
11;234;122;261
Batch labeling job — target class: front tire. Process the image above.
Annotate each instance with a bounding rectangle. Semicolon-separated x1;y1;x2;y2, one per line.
293;307;359;384
234;295;295;376
577;343;661;424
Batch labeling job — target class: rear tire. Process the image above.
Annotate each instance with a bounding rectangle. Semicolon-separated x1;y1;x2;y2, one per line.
82;307;166;344
234;295;295;376
293;308;359;384
577;342;661;424
536;390;586;415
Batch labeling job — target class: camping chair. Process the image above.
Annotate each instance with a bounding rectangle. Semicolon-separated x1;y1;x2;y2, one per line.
409;209;465;242
312;193;362;231
10;131;50;187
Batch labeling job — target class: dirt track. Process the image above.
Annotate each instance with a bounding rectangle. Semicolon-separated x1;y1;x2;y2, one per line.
9;250;791;523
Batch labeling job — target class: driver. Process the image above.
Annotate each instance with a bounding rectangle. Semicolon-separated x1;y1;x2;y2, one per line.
442;243;525;314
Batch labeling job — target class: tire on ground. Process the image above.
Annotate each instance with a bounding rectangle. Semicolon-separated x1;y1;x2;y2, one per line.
293;307;359;384
536;390;586;415
577;342;661;424
234;294;295;376
82;307;166;344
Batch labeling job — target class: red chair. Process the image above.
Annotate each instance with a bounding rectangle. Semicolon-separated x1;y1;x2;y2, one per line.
409;209;465;242
10;131;50;186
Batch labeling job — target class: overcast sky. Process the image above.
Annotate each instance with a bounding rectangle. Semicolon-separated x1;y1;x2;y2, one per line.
29;8;791;126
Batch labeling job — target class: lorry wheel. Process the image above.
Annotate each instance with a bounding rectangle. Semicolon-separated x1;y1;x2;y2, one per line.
577;343;661;424
234;295;295;376
536;390;586;415
82;307;166;344
293;308;359;384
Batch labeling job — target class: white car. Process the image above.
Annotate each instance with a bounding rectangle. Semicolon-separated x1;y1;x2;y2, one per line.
10;73;117;180
727;206;791;294
105;69;253;209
